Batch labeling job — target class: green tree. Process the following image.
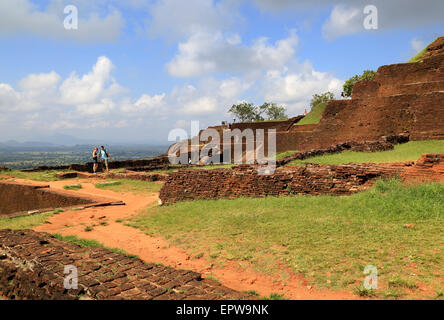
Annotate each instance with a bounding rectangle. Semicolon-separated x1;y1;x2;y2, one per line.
261;102;288;120
228;102;263;122
310;92;335;110
343;70;376;97
228;102;288;122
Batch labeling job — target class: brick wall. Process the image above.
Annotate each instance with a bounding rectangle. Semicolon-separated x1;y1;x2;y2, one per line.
0;229;251;300
159;164;401;205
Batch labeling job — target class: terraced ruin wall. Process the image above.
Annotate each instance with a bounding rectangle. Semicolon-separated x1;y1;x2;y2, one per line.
160;153;444;204
159;164;401;205
0;229;251;300
299;38;444;151
22;156;170;173
0;182;93;217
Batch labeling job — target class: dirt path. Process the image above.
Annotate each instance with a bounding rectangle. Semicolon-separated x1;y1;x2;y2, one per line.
23;178;361;300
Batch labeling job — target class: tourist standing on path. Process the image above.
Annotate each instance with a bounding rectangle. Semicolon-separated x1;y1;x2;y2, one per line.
92;147;99;174
100;146;111;173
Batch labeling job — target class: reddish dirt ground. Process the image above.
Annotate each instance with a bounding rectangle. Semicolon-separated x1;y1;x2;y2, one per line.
5;176;361;300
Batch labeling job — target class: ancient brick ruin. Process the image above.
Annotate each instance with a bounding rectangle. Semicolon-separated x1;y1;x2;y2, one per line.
159;164;397;205
176;37;444;156
299;37;444;150
0;182;93;218
159;153;444;205
0;182;124;218
21;155;171;174
0;229;251;300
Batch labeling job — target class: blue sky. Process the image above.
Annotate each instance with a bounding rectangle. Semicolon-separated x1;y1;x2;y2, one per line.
0;0;442;144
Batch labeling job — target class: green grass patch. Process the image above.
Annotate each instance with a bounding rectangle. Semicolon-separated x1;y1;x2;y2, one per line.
408;37;440;63
275;150;299;160
52;233;139;259
63;184;82;191
128;179;443;298
95;179;162;195
296;102;327;126
0;210;63;230
0;170;62;182
409;48;427;63
286;140;444;166
264;293;289;300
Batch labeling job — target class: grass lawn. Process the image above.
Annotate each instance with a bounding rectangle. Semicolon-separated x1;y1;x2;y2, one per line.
286;140;444;166
0;169;62;182
127;179;444;299
295;102;327;126
275;150;299;160
95;179;162;195
0;210;63;230
63;184;82;190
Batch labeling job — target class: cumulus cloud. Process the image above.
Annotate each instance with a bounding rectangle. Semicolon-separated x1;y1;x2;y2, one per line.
322;5;362;40
262;61;342;112
320;1;444;40
148;0;236;40
0;0;124;42
167;30;298;77
76;98;116;116
18;71;61;91
121;93;166;113
59;56;114;105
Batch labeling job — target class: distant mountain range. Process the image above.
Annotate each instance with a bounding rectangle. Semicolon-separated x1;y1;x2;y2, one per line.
0;132;170;151
0;139;169;153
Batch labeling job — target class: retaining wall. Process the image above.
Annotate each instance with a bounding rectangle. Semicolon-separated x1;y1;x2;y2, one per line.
0;182;93;217
159;164;401;205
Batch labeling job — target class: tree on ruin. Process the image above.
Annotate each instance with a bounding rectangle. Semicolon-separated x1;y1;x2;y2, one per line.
261;102;288;120
310;91;335;110
228;102;288;122
343;70;376;97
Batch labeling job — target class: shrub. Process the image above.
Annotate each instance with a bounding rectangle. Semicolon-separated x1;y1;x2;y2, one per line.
343;70;376;97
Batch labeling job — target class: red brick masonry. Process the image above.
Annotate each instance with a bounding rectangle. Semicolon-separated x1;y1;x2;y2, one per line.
0;229;252;300
159;154;444;205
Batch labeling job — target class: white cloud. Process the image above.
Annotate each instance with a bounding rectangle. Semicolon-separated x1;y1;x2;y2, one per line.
167;30;298;77
59;56;114;105
262;61;342;112
121;93;166;113
148;0;236;40
322;5;362;40
18;71;61;91
174;119;189;129
180;96;218;115
0;84;21;110
0;0;124;42
76;98;116;115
